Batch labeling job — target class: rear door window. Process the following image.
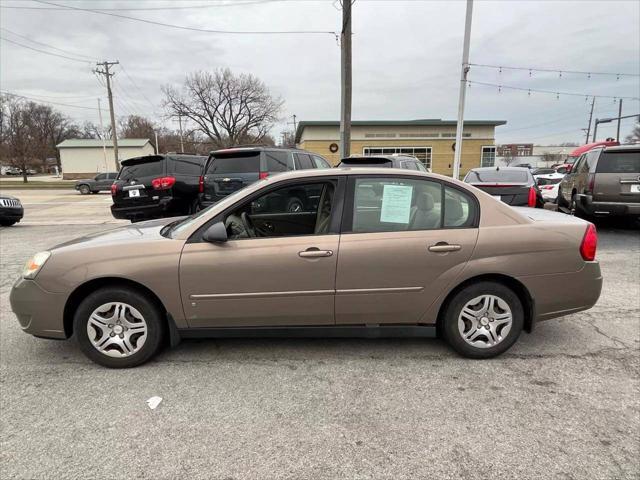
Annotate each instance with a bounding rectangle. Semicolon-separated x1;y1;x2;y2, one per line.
118;158;164;181
207;153;260;174
595;151;640;173
173;156;204;176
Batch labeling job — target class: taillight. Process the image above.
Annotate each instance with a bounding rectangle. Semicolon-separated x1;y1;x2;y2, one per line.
527;186;537;207
151;176;176;190
259;172;269;180
586;173;596;193
541;185;555;190
580;223;597;261
110;183;117;196
198;175;204;193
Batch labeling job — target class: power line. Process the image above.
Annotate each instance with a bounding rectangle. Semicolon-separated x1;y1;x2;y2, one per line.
2;0;283;11
469;63;639;78
0;91;101;100
119;64;159;113
0;35;93;63
1;91;100;110
467;80;640;101
499;106;617;134
33;0;337;35
0;27;96;61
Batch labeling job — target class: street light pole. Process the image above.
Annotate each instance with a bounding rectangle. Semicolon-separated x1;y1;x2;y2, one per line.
452;0;474;180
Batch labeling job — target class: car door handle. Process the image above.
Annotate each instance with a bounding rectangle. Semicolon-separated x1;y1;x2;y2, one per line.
299;248;333;258
428;243;461;253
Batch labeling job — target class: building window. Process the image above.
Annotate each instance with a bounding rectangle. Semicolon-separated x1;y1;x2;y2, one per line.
398;132;439;138
441;133;471;138
364;133;397;138
362;146;432;169
481;146;496;167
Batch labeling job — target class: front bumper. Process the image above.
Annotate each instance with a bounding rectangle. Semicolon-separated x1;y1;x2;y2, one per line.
9;277;68;339
111;197;173;221
0;206;24;222
577;194;640;217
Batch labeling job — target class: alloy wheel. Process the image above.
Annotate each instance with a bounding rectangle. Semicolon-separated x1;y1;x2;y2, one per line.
86;302;148;358
457;294;513;349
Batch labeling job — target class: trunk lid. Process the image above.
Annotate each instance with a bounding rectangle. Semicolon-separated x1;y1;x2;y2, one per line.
113;156;169;207
470;183;532;206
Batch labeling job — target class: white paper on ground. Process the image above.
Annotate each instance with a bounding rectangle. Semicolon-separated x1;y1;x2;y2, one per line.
146;396;163;410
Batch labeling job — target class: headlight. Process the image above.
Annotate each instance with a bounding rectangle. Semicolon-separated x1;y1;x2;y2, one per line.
23;251;51;279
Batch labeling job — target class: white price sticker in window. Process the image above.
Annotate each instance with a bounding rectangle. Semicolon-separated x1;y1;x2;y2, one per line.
380;184;413;224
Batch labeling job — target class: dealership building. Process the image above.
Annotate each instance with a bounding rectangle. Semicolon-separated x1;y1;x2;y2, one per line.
295;119;506;177
57;139;155;179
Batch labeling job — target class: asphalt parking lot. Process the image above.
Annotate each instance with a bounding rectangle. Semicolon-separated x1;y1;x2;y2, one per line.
1;190;639;479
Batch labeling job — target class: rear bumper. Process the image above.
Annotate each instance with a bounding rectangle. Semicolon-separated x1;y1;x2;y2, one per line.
517;262;602;323
111;197;173;220
9;277;68;339
577;195;640;216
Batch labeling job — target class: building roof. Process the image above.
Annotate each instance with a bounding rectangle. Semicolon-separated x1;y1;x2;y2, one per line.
56;139;151;149
295;119;507;143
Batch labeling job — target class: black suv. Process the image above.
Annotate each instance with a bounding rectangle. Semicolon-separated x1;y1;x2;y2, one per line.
199;146;331;208
111;154;207;222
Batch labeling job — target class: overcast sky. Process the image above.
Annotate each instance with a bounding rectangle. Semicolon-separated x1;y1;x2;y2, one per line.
1;0;639;145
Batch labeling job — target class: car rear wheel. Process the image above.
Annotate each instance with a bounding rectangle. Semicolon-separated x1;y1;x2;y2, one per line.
73;287;164;368
78;184;90;195
442;281;523;359
0;220;17;227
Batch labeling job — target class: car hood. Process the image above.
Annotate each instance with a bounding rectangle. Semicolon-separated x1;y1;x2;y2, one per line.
49;216;185;251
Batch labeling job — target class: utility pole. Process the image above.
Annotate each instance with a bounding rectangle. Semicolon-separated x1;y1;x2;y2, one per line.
97;98;108;172
287;114;298;147
339;0;352;158
94;61;120;169
452;0;473;180
154;130;159;155
585;96;595;144
616;99;623;141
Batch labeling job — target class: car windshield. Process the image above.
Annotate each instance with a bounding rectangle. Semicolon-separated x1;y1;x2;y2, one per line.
118;158;163;181
465;170;529;183
162;180;265;238
207;152;260;174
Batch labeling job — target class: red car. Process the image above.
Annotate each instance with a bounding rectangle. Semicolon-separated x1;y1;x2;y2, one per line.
554;140;620;174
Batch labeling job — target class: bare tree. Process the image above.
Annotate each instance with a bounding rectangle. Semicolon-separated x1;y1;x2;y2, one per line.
0;96;40;182
625;123;640;143
119;115;156;142
163;69;284;148
501;151;516;166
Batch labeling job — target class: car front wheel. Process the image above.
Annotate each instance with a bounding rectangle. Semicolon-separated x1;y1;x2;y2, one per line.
78;184;90;195
442;281;523;359
73;287;164;368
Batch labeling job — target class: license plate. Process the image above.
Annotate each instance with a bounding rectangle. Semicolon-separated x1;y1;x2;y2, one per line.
128;189;140;198
492;195;502;201
631;184;640;193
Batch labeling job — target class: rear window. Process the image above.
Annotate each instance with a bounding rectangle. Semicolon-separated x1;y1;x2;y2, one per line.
339;159;393;168
173;157;205;176
536;177;562;186
595;151;640;173
207;153;260;174
465;170;529;183
118;158;164;181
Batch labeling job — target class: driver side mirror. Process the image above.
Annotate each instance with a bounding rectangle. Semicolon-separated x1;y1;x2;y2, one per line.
202;221;228;243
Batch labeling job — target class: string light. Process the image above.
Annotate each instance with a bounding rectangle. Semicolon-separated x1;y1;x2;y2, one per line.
466;81;640;101
469;63;639;78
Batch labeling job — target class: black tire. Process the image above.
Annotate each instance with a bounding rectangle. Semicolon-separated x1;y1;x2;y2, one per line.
189;199;201;215
78;184;91;195
91;190;99;194
557;187;568;208
73;287;165;368
0;220;17;227
286;196;304;213
442;281;524;359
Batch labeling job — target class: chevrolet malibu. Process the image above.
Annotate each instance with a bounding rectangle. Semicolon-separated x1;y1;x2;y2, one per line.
10;168;602;368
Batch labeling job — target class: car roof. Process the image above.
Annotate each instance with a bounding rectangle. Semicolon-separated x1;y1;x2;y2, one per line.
340;155;416;162
468;166;531;172
569;140;619;156
210;146;310;155
603;144;640;152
